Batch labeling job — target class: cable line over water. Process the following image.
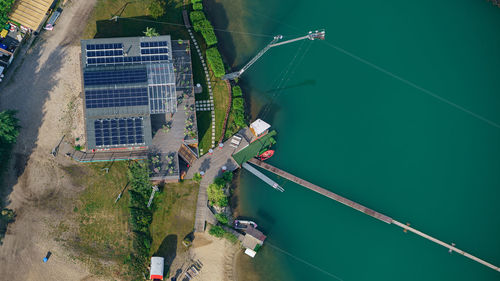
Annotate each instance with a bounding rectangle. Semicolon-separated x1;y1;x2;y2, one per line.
266;242;345;281
112;16;301;38
320;40;500;129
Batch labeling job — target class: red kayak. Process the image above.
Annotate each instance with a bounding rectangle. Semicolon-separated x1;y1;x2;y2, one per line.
258;150;274;161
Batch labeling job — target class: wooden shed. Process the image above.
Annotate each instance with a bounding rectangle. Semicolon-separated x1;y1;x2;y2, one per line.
9;0;53;30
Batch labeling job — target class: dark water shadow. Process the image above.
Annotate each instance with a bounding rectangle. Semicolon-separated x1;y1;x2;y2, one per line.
256;101;281;125
154;234;177;276
204;0;238;67
264;79;316;94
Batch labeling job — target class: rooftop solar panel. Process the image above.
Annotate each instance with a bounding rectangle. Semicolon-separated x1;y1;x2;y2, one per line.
85;87;149;109
83;68;148;86
93;117;145;147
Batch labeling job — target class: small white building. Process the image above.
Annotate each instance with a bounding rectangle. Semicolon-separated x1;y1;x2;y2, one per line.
150;256;165;280
244;248;257;258
250;119;271;137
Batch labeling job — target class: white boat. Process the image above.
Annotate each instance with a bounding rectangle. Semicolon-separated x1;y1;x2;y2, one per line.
234;220;257;229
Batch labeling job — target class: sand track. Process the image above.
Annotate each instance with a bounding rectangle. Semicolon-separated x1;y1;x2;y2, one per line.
0;1;103;280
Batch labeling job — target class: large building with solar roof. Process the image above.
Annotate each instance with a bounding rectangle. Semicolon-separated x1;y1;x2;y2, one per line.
81;35;178;151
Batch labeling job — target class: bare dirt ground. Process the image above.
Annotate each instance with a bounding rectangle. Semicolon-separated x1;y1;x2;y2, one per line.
0;1;103;280
187;232;240;281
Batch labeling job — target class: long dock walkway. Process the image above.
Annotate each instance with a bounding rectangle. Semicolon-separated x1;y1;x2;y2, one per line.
248;159;392;223
248;158;500;273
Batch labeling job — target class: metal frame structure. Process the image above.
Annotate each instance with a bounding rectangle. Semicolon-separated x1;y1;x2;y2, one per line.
222;29;326;80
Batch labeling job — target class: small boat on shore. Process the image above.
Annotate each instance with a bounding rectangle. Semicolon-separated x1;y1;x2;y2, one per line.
234;220;258;230
258;150;274;161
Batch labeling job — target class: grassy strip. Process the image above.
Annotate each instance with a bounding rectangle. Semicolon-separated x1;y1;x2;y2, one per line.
208;225;238;244
149;180;198;265
59;162;133;279
212;78;230;143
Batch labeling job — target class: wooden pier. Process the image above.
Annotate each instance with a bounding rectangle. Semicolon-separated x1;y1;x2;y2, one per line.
248;159;393;223
248;158;500;273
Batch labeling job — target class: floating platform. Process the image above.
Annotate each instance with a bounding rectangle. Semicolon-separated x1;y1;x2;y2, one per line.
242;162;284;192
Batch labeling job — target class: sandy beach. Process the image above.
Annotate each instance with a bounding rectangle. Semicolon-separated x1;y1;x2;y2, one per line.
186;232;241;281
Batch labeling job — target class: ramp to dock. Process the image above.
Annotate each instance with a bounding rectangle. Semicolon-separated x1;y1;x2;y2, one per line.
248;158;500;272
242;162;284;192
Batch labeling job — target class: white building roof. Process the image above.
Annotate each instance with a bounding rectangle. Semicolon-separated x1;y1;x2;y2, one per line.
150;257;164;280
244;248;257;258
250;119;271;136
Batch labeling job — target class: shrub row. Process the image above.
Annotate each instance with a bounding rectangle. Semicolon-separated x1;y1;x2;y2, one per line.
206;47;226;78
127;161;154;277
189;11;217;46
208;225;238;243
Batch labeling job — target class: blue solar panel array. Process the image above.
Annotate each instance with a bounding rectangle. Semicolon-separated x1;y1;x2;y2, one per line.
83;68;148;86
86;55;169;65
141;48;168;55
85;88;149;108
94;117;144;146
86;43;123;50
140;41;168;47
87;50;123;57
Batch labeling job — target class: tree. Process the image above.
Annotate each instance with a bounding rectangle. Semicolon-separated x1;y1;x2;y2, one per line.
206;47;226;78
143;27;159;37
192;172;202;183
0;110;20;145
207;183;227;207
0;110;20;179
0;0;15;26
222;171;233;183
149;0;165;19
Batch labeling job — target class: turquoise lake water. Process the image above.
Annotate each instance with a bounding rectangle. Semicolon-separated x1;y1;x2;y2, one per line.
208;0;500;280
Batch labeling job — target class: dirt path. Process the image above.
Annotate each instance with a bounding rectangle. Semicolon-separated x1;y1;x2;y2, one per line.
0;1;104;280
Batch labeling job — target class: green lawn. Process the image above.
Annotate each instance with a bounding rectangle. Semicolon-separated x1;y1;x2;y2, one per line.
196;111;212;155
212;77;230;143
83;0;188;39
150;181;199;269
59;162;199;280
59;162;133;279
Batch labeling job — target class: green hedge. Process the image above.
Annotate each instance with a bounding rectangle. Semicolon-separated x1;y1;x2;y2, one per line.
232;86;243;97
190;11;206;24
189;11;217;46
127;161;154;277
193;3;203;10
197;20;217;46
232;97;246;127
206;47;225;78
191;0;202;3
